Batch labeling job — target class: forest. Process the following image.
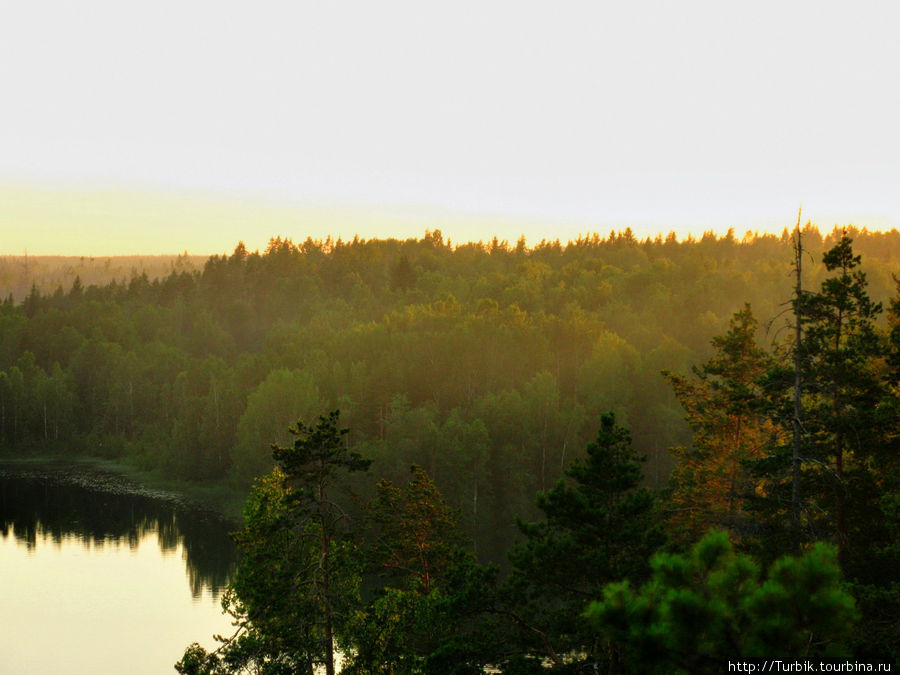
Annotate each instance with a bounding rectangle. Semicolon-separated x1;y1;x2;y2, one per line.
1;225;899;671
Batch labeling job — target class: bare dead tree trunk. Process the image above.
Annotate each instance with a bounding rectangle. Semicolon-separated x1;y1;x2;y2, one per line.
791;212;804;552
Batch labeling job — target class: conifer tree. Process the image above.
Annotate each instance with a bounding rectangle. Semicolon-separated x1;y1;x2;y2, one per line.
752;235;889;571
344;465;482;673
587;530;857;673
365;465;463;594
178;411;370;675
270;411;371;675
801;235;885;561
664;305;777;544
506;412;663;669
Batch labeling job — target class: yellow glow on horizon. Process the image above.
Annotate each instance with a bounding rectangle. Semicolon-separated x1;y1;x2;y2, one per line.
0;183;557;256
2;182;896;257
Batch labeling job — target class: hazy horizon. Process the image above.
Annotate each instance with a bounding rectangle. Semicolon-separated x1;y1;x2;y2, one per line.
3;181;898;257
3;2;899;256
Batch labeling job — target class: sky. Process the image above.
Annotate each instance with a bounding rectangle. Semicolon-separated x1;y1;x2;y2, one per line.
2;1;899;255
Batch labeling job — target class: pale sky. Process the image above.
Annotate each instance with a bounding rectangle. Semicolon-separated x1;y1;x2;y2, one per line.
2;1;899;255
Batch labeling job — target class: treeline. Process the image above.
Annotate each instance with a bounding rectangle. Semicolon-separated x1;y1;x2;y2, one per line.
178;231;900;672
1;226;899;560
0;252;204;303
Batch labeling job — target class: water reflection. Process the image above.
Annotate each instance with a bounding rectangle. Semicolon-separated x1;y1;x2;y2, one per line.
0;464;237;598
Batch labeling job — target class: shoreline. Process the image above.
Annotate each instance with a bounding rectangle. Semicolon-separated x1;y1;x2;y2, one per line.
0;454;246;522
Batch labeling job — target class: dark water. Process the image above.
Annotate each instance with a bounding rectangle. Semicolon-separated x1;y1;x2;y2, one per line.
0;463;238;674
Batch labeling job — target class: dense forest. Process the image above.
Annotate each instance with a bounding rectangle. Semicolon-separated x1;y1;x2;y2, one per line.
2;226;899;670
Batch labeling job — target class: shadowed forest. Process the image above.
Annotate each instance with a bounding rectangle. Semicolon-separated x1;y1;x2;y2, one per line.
2;226;900;671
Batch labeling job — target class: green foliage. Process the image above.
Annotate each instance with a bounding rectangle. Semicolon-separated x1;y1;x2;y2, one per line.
664;305;777;545
271;410;371;498
4;228;900;595
506;412;664;669
227;470;325;670
847;582;900;665
176;470;325;674
345;466;503;674
365;465;463;593
664;235;900;665
747;235;896;573
181;412;370;675
175;642;223;674
587;530;858;673
801;236;887;546
344;586;432;674
389;254;417;292
232;369;323;484
342;551;510;674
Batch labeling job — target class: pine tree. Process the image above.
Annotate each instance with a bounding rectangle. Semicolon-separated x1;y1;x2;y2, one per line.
344;466;476;673
664;305;777;544
747;235;890;572
795;235;885;571
506;412;664;669
365;465;463;594
178;411;370;675
270;411;371;675
803;236;881;552
587;530;858;673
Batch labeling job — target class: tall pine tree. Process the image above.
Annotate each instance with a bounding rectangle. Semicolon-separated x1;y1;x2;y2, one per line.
664;305;777;545
799;235;885;572
178;411;371;675
506;412;663;670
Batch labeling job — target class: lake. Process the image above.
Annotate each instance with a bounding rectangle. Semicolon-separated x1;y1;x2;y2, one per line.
0;462;238;674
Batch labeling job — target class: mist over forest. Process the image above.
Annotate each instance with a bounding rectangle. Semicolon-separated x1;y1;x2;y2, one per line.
2;226;899;540
3;225;900;670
